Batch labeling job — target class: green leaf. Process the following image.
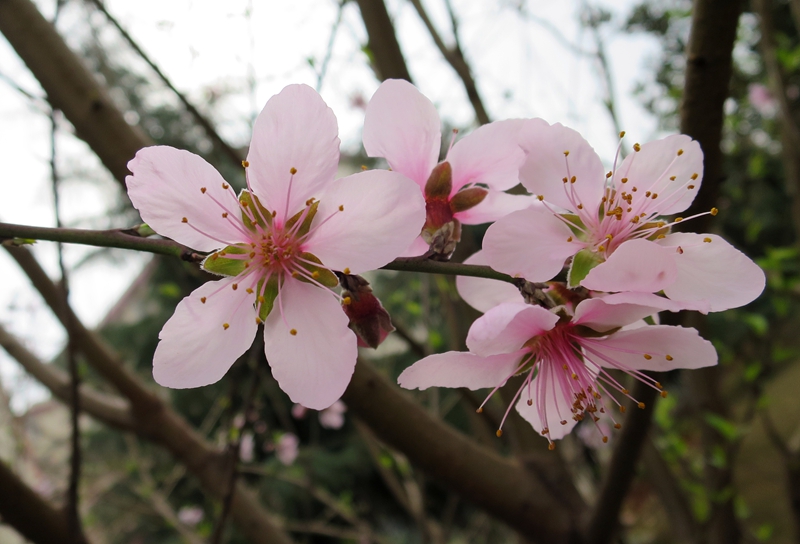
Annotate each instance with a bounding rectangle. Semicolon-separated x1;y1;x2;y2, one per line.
239;190;272;232
257;275;281;321
285;200;319;238
202;244;251;276
295;252;338;287
703;412;740;442
567;249;603;287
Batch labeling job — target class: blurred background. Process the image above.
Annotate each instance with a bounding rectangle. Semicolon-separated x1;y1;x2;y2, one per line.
0;0;794;542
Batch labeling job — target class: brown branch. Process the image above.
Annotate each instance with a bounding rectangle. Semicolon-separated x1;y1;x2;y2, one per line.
0;0;152;187
343;359;579;543
84;0;243;167
0;323;135;431
754;0;800;244
4;245;294;544
354;0;413;82
0;458;89;544
408;0;490;125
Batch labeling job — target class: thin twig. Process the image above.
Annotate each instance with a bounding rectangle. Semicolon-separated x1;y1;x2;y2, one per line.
317;1;345;92
85;0;243;166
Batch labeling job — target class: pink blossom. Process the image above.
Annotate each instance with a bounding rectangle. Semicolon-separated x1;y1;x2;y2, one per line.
363;79;534;255
399;295;717;446
177;506;204;527
126;85;425;409
239;431;255;463
319;400;347;429
482;121;765;311
748;83;776;117
276;433;300;465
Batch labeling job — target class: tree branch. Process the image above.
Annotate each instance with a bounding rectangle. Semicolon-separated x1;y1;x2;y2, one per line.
0;0;152;187
0;458;89;544
408;0;490;125
342;359;579;543
354;0;413;82
0;222;520;284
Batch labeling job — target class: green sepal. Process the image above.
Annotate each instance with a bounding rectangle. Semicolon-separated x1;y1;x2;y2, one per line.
202;244;251;277
257;275;281;321
296;252;338;287
424;161;453;199
561;214;587;238
239;190;272;232
285;200;319;238
450;187;488;213
574;324;621;337
567;249;603;288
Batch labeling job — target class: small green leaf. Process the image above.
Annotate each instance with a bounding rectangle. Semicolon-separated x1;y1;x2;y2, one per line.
567;249;603;287
703;412;740;442
257;275;281;321
202;244;251;276
239;190;272;232
296;252;338;287
285;200;319;238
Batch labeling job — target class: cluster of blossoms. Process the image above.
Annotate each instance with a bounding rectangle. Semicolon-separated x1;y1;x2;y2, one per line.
126;79;765;446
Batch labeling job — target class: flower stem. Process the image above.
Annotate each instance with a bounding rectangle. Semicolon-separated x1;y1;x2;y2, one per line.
0;222;519;284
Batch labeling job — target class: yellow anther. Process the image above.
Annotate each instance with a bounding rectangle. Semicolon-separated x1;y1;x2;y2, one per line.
620;177;628;183
564;150;570;156
181;217;188;223
476;407;483;414
655;382;663;389
548;443;556;451
602;436;608;443
561;420;568;425
620;406;626;413
242;160;250;168
645;191;651;197
290;167;297;175
223;323;230;330
496;429;503;437
312;271;320;279
361;165;368;171
606;171;613;178
677;149;684;156
570;176;576;183
619;131;626;138
258;296;265;303
614;423;622;429
677;246;684;254
651;193;658;199
567;236;573;242
704;237;712;243
537;195;544;201
338;205;344;211
597;245;605;252
255;317;263;324
606;234;613;240
343;267;351;274
291;271;299;278
200;187;207;194
542;428;549;435
222;212;228;218
246;288;254;294
249;252;256;258
643;354;652;360
633;143;641;152
674;217;683;222
222;183;229;190
638;402;646;409
343;296;352;305
669;176;676;181
562;177;568;183
710;207;719;216
631;216;640;224
577;204;583;209
632;186;638;192
232;283;238;290
665;354;674;361
572;373;578;380
200;297;207;304
688;184;695;189
272;211;277;217
622;388;629;394
290;329;297;336
306;198;315;206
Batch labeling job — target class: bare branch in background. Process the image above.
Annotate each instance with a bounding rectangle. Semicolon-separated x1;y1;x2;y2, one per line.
408;0;490;125
354;0;413;82
316;1;346;92
84;0;244;166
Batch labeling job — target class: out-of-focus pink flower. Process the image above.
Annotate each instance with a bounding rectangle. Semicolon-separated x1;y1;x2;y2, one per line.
291;403;308;419
239;431;255;463
177;506;204;527
748;83;777;117
319;400;347;429
126;84;425;409
276;433;300;465
363;79;534;256
399;294;717;447
482;121;765;311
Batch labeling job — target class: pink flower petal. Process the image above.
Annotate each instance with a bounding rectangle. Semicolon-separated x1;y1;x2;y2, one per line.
246;84;340;221
515;375;579;440
447;119;526;193
572;293;700;333
401;235;431;257
456;251;522;313
153;277;258;388
659;233;766;311
363;79;441;187
483;207;577;282
595;291;710;314
456;192;537;225
398;350;526;390
126;146;248;252
581;239;678;293
466;302;558;357
304;170;426;274
586;325;717;371
612;134;703;215
263;280;357;410
518;119;605;214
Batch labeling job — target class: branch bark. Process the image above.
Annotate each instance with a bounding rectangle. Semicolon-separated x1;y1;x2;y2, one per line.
4;245;294;544
0;0;152;187
342;359;580;543
354;0;413;82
